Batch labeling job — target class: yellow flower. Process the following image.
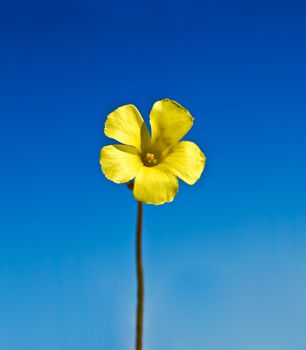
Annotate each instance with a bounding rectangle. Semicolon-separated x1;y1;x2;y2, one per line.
100;98;206;205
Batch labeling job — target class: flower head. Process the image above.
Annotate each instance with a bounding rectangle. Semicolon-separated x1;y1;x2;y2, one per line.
100;98;206;205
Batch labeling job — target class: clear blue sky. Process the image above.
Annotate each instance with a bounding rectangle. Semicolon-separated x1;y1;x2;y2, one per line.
1;0;306;349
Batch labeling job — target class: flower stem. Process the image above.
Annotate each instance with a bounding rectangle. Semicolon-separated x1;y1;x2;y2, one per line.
136;201;144;350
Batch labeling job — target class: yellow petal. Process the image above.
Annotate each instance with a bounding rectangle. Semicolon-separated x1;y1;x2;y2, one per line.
149;99;194;151
161;141;206;185
104;104;150;152
100;145;143;184
133;165;178;205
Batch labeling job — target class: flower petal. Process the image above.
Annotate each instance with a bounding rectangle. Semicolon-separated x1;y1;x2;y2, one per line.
161;141;206;185
133;165;178;205
104;104;150;152
149;99;194;151
100;145;143;184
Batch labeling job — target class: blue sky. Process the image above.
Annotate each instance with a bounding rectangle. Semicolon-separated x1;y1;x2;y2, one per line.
0;0;306;349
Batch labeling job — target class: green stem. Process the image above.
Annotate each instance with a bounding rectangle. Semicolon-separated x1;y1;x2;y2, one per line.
136;201;144;350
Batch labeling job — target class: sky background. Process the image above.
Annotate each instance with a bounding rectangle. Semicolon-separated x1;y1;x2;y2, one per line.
1;0;306;349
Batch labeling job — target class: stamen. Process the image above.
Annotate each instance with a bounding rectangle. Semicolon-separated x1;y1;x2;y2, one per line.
144;152;157;167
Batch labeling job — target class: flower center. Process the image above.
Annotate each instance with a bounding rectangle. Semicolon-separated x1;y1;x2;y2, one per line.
143;152;157;167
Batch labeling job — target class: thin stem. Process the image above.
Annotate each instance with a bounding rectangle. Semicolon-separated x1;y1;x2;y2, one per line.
136;201;144;350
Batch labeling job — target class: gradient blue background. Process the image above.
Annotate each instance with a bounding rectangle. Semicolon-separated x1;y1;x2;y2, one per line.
1;0;306;349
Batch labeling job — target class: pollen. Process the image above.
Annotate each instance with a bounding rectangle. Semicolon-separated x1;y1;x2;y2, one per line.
144;152;157;167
